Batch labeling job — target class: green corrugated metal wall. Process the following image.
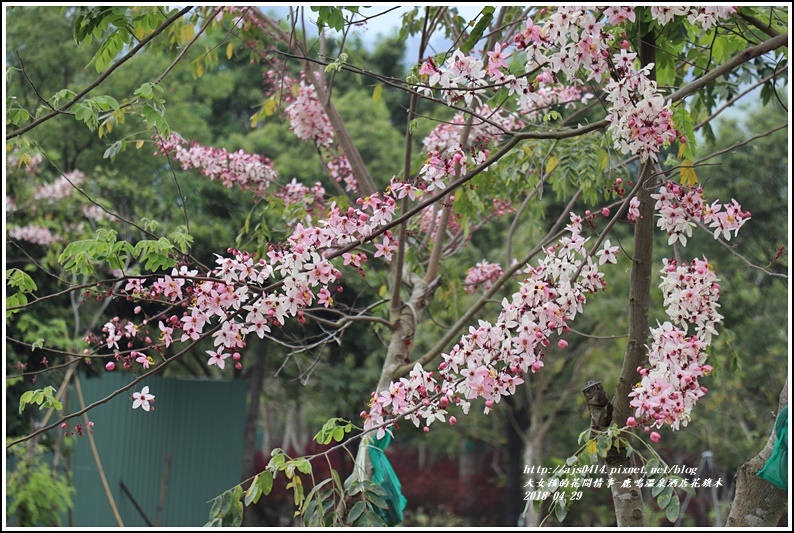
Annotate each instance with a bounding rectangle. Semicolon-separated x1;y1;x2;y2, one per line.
69;372;247;527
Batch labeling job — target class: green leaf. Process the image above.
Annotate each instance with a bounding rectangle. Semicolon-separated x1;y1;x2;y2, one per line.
664;492;680;522
372;84;383;104
169;225;193;254
675;477;696;496
295;458;312;475
268;452;286;470
6;293;28;317
133;238;175;271
229;500;243;526
460;7;494;54
545;155;559;174
7;268;37;293
219;488;234;516
73;102;99;131
656;486;673;509
208;495;222;520
364;492;388;510
19;386;62;414
554;498;568;522
651;482;665;498
644;458;660;476
258;470;274;496
353;509;388;527
244;477;261;506
347;500;367;523
103;140;123;160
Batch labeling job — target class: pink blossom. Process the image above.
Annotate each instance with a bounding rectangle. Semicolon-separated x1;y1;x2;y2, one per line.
134;352;150;369
627;197;641;222
158;321;173;348
486;42;510;79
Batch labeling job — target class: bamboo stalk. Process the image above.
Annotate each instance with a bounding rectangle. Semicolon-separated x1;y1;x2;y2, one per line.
74;373;125;527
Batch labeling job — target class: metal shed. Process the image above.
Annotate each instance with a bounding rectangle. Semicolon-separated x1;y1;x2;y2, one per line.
68;372;247;527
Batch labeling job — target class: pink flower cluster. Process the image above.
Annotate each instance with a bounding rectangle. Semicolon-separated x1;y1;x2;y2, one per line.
90;184;406;403
659;258;722;344
629;322;711;430
627;196;641;222
631;180;748;431
363;213;618;436
517;83;594;120
418;7;742;161
262;70;358;193
327;153;357;193
464;260;504;293
6;152;43;175
33;170;85;203
284;81;335;148
417;105;523;192
649;7;737;29
416;202;462;242
418;51;488;107
651;182;751;246
275;178;326;219
82;204;108;221
7;224;57;245
423;105;523;155
603;59;679;161
155;134;278;198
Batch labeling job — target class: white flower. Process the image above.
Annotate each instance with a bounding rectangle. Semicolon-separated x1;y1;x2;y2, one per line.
596;240;619;265
132;386;155;411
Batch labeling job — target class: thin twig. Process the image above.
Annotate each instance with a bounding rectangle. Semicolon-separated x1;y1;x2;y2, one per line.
693;220;787;279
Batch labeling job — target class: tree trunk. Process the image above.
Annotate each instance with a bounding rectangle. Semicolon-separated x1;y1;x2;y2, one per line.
603;25;661;525
242;341;268;527
502;395;527;526
726;378;788;527
600;159;656;528
519;418;544;527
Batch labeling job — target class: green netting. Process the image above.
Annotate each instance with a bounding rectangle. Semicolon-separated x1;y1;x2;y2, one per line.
368;433;408;526
757;405;788;490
